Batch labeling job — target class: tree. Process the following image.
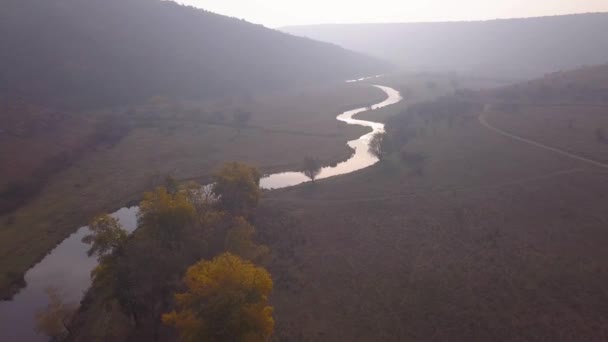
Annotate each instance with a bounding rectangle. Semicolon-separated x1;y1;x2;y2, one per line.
35;287;77;340
302;157;321;183
212;162;261;216
368;132;391;161
233;110;252;135
138;187;196;246
225;217;270;263
162;253;274;342
82;214;128;260
82;215;146;327
89;254;147;328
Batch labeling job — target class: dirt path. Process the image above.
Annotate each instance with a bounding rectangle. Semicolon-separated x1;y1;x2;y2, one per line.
479;112;608;170
268;111;608;204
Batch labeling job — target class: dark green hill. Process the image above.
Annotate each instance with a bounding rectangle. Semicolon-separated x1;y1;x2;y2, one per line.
0;0;390;108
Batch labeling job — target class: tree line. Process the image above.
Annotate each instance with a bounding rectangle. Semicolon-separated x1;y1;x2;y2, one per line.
39;162;275;341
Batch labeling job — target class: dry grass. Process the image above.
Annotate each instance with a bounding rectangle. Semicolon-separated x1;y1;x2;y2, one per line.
0;82;385;298
357;73;510;123
487;105;608;163
0;102;96;184
258;92;608;341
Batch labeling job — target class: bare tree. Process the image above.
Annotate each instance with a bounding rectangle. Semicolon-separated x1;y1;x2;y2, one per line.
302;157;321;183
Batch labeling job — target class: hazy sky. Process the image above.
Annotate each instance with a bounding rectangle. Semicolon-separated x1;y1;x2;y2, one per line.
174;0;608;27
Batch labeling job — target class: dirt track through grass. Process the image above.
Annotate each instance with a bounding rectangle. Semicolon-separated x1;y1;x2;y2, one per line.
479;112;608;170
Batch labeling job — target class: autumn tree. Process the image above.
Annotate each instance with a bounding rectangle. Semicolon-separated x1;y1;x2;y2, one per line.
82;214;128;260
35;287;77;340
138;187;196;246
81;213;147;328
225;217;270;263
163;253;274;342
212;162;261;216
302;157;322;183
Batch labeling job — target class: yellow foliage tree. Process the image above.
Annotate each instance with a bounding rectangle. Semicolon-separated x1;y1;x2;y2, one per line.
138;186;196;245
82;214;128;259
225;217;270;263
35;287;77;339
212;162;261;216
162;253;274;342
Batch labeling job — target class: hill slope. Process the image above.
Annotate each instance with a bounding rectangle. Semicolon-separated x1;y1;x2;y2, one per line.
0;0;389;109
283;13;608;80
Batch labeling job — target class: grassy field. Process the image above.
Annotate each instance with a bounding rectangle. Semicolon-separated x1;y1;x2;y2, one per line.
358;72;511;123
256;75;608;341
60;70;608;341
0;82;385;298
486;105;608;163
14;67;608;341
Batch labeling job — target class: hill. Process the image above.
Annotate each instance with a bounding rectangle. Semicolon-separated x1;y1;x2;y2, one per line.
283;13;608;80
0;0;390;300
0;0;390;109
0;0;390;220
485;63;608;104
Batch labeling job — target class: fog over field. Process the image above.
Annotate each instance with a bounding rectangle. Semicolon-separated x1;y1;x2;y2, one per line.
2;0;608;341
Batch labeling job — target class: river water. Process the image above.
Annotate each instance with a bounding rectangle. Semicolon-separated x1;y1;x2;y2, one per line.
0;82;402;341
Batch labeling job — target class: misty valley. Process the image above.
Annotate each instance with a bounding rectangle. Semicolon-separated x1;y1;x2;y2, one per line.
1;0;608;341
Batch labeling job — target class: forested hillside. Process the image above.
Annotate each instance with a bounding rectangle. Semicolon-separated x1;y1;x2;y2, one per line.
0;0;389;218
283;13;608;80
0;0;389;109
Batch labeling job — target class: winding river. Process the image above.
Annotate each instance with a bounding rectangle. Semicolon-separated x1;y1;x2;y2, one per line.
0;81;402;341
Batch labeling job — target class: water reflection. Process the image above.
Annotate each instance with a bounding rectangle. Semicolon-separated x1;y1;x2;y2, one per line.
260;85;401;189
0;207;138;342
0;83;401;341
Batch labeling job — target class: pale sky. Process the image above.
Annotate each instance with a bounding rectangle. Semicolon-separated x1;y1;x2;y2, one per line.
174;0;608;27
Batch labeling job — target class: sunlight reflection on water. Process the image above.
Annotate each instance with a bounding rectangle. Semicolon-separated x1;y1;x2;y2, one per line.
0;81;401;342
260;85;402;189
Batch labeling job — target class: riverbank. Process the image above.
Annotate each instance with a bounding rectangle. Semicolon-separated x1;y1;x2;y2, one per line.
258;75;608;341
54;83;402;341
0;82;385;300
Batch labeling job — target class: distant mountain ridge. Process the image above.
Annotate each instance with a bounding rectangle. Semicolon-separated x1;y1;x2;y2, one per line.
282;13;608;80
0;0;390;109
